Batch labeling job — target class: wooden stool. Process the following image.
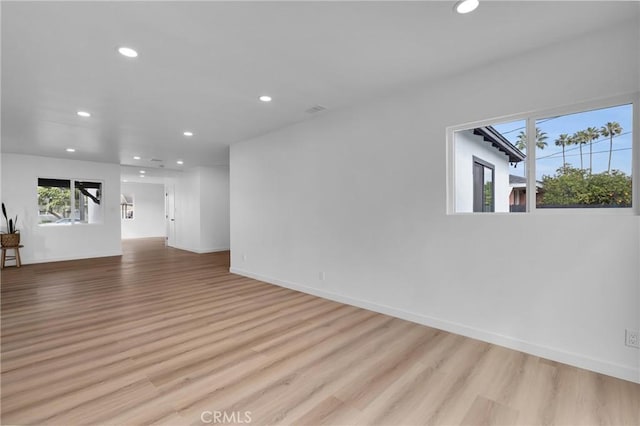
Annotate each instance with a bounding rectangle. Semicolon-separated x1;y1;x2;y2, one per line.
1;245;23;269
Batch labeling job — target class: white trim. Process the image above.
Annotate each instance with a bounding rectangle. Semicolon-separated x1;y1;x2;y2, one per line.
634;92;640;212
531;207;636;216
37;222;106;228
446;91;639;215
21;250;123;265
510;183;543;189
198;247;230;254
120;236;165;240
230;267;640;384
526;117;536;212
168;244;229;254
446;92;638;134
446;126;456;214
527;93;638;122
166;244;199;253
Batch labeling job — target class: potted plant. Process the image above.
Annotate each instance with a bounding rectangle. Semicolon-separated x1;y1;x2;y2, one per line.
1;203;20;247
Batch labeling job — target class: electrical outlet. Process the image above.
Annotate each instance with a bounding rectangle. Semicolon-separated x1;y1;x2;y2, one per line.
242;253;247;262
625;329;639;348
319;271;325;281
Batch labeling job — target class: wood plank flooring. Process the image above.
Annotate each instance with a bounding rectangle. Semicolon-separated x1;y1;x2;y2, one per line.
1;238;638;425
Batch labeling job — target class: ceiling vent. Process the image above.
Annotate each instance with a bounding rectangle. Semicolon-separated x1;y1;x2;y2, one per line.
305;105;327;114
150;158;163;162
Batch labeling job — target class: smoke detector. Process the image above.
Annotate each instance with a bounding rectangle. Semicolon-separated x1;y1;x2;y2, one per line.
305;105;327;114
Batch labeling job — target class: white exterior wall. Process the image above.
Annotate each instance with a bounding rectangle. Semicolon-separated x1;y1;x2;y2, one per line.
87;189;101;223
230;22;640;383
0;153;121;263
454;130;511;213
120;182;165;239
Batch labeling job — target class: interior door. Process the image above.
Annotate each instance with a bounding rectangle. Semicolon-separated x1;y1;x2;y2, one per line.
165;184;176;246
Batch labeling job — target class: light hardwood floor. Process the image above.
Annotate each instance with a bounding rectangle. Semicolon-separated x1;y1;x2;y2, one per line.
1;238;638;425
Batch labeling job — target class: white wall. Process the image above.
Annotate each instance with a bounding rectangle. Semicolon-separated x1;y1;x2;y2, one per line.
120;182;165;239
172;168;202;251
230;22;640;383
168;166;230;253
454;130;511;213
0;153;121;263
200;166;230;252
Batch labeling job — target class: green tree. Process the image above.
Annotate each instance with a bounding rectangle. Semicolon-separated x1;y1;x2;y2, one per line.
600;121;623;174
572;130;587;170
484;181;493;211
515;127;549;152
583;126;600;174
38;186;71;220
554;133;571;166
540;166;631;207
540;166;587;206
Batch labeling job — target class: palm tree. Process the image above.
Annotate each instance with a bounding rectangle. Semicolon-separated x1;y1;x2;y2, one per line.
600;121;623;173
514;127;548;176
515;131;526;151
515;127;549;151
584;126;600;174
572;130;587;170
554;133;570;166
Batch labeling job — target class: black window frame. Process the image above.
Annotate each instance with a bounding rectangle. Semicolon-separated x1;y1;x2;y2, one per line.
37;177;104;225
472;156;495;213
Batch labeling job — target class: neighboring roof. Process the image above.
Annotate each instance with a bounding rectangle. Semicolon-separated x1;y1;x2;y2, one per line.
509;174;543;188
472;126;526;163
509;175;527;185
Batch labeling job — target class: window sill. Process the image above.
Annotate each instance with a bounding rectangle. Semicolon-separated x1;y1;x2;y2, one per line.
448;208;637;216
38;222;104;227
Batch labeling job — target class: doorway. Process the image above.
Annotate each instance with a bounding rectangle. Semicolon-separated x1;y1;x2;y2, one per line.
165;184;176;246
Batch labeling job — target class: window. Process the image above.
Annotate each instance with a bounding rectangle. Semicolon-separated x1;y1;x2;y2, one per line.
473;157;494;212
449;95;636;213
121;193;134;219
535;104;633;209
38;178;103;224
38;178;71;223
452;119;526;213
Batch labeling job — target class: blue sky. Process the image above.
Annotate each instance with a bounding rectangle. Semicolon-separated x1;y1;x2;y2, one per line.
493;104;633;180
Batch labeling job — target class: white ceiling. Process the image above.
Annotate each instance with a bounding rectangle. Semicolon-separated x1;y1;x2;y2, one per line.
2;1;638;171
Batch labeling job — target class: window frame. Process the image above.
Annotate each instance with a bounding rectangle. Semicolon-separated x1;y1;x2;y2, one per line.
121;193;135;220
37;177;105;226
446;92;639;215
472;156;495;213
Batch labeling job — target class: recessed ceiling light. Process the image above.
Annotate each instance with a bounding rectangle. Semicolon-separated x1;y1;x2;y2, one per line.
259;95;272;102
66;148;76;152
177;160;184;165
133;156;141;160
118;47;138;58
139;170;146;174
123;180;128;183
77;111;91;117
139;174;145;178
183;131;193;137
454;0;479;14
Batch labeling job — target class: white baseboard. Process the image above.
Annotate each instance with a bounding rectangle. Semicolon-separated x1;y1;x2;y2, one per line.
22;250;123;265
230;267;640;384
169;244;230;254
121;236;166;240
198;247;230;254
